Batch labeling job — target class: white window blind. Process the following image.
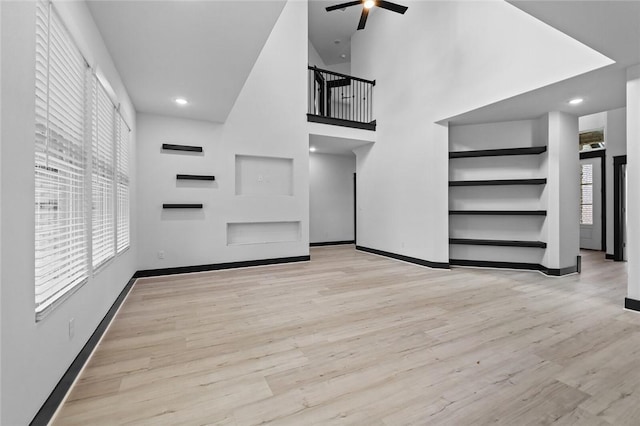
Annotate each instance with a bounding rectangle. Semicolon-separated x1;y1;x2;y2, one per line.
116;114;130;253
92;80;116;268
580;164;594;225
34;0;89;315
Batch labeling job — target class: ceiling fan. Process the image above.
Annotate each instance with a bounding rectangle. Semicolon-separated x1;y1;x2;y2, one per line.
326;0;408;30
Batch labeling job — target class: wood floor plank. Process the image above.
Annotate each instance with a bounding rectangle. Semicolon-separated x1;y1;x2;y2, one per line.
52;246;640;425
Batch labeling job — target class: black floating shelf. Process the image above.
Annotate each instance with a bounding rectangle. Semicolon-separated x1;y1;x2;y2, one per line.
176;174;215;181
449;238;547;248
163;203;203;209
162;144;203;153
449;146;547;158
449;210;547;216
449;178;547;187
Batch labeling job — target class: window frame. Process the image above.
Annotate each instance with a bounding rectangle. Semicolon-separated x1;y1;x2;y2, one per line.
34;0;132;320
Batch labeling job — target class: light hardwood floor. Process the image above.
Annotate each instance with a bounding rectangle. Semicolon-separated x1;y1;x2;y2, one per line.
53;247;640;425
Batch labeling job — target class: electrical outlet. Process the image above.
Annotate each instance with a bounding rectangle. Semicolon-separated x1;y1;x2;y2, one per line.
158;250;165;259
69;318;75;340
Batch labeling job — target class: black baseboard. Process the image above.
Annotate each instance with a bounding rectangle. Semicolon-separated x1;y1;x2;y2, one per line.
356;245;449;269
30;277;137;426
450;259;542;272
545;265;579;276
133;255;311;278
625;297;640;312
31;255;311;424
606;253;615;260
310;240;355;247
449;259;578;276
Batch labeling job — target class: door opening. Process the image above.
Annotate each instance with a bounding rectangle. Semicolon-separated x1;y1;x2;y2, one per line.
614;155;627;261
353;173;357;245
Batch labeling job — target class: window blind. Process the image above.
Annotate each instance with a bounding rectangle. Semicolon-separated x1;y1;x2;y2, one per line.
116;114;130;253
91;80;116;268
34;0;89;315
580;163;594;225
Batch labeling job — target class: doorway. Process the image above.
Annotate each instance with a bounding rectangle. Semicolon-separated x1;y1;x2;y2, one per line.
614;155;627;261
579;150;605;251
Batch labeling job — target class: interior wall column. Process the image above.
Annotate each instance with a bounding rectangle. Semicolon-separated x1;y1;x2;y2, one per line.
545;111;580;273
626;64;640;308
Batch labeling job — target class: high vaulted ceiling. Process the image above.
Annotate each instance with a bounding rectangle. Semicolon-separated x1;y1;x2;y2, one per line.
308;0;361;65
442;0;640;125
87;1;286;123
508;0;640;67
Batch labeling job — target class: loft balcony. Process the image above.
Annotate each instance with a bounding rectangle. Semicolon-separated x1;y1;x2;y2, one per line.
307;66;376;131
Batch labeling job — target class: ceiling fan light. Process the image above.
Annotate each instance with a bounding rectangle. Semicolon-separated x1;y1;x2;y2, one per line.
364;0;375;9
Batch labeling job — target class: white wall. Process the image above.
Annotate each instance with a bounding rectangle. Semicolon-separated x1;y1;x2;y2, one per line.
349;1;610;263
309;153;355;243
0;0;3;420
579;111;606;132
326;62;351;76
308;39;351;75
0;2;137;424
309;39;325;68
627;64;640;301
137;1;308;271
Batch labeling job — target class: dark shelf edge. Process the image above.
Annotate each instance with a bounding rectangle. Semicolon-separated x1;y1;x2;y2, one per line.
449;210;547;216
162;203;203;209
449;146;547;158
176;174;215;181
449;178;547;187
162;143;203;153
449;238;547;248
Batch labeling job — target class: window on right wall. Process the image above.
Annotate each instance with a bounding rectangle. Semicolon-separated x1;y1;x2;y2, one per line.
580;163;594;225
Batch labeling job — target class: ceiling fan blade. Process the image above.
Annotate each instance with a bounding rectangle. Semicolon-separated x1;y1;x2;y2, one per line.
377;0;408;14
357;7;369;30
326;1;362;12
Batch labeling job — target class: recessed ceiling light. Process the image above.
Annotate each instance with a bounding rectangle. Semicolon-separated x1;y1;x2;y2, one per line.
309;147;316;152
364;0;375;9
175;97;188;106
340;54;347;59
568;98;584;105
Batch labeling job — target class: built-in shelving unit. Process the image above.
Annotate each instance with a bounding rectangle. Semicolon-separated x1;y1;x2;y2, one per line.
163;203;203;209
449;210;547;216
449;238;547;248
162;143;203;153
449;178;546;187
176;174;215;181
448;128;549;271
449;146;547;158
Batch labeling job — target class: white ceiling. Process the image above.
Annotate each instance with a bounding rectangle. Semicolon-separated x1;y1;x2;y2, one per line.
441;66;627;126
87;0;286;123
86;0;639;127
441;1;640;125
308;0;362;65
508;0;640;67
309;134;372;155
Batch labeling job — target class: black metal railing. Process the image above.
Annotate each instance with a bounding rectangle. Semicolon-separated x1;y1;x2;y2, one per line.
307;66;375;130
